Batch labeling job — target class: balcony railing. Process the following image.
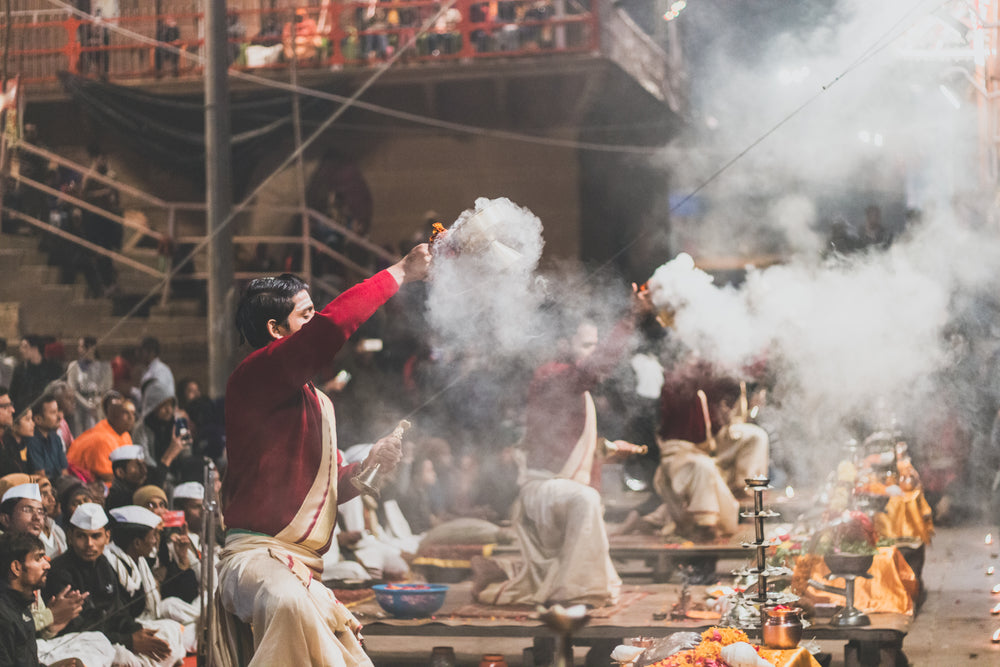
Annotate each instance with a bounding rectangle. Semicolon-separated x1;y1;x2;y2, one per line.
1;1;600;87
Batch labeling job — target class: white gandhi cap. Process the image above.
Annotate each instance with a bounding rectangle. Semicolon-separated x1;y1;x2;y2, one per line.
172;482;204;501
1;483;41;504
70;503;109;530
109;505;162;529
109;445;144;462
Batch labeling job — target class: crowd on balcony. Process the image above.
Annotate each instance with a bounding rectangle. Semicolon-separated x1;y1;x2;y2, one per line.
51;0;595;81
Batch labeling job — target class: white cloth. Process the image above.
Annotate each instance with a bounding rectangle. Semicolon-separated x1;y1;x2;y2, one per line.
649;422;770;534
478;391;621;606
217;533;372;667
103;542;198;657
338;496;408;579
110;618;185;667
40;519;67;558
479;473;621;606
37;631;117;667
321;523;372;583
67;358;113;434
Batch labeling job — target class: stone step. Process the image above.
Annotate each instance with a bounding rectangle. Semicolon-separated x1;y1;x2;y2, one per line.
1;263;62;287
148;299;204;317
0;233;42;252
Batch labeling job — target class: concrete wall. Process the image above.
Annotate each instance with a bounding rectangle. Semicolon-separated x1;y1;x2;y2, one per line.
358;132;580;260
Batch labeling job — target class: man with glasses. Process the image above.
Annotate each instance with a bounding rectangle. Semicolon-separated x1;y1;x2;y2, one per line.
0;481;103;665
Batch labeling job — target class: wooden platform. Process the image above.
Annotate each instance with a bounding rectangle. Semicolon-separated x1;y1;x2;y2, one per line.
494;532;758;583
353;582;912;666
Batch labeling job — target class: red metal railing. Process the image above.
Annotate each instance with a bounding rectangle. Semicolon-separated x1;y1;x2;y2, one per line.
1;1;600;87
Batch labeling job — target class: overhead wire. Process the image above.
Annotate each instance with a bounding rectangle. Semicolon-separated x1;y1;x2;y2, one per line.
16;0;952;421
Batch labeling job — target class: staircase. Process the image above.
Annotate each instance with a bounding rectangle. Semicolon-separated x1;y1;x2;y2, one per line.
0;229;210;387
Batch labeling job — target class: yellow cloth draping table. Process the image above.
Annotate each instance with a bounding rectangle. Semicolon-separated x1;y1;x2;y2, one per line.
758;647;823;667
877;489;934;544
798;546;919;615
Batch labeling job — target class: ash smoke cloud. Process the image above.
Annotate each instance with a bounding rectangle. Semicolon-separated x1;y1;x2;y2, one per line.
663;0;980;256
647;218;1000;484
426;197;548;356
649;0;1000;489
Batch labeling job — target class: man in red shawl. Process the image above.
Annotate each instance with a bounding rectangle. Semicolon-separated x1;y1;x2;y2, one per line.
216;243;430;667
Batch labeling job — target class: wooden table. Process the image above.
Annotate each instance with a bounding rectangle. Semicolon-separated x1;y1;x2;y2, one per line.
493;533;752;583
350;582;912;666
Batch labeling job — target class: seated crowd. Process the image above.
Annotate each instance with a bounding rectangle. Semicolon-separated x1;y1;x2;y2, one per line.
0;278;778;666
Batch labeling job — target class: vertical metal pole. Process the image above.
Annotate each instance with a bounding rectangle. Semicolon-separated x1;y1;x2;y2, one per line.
205;0;235;399
289;21;312;286
200;459;218;666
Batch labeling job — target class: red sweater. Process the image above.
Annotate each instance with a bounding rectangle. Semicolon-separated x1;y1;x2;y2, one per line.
658;361;740;443
222;270;399;543
522;318;634;490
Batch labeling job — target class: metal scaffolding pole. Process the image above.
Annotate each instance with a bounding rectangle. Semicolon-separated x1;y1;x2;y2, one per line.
205;0;235;399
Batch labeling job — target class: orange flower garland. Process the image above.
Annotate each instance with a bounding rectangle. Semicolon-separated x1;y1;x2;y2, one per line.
647;627;751;667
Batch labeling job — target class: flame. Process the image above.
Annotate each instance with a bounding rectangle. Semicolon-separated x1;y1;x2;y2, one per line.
992;602;1000;615
989;566;996;576
785;486;795;499
429;222;447;244
993;628;1000;643
992;583;1000;594
988;533;994;546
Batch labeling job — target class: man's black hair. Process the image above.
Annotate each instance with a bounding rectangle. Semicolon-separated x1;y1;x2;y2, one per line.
82;336;98;350
0;497;22;518
235;273;310;349
0;532;44;580
31;393;58;415
21;334;43;353
140;337;160;356
111;459;135;477
102;390;124;416
0;386;8;398
110;520;155;552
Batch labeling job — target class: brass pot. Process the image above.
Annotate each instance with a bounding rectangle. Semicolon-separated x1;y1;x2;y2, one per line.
762;606;803;649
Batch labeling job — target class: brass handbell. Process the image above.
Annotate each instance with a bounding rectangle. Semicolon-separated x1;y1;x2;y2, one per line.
351;419;411;497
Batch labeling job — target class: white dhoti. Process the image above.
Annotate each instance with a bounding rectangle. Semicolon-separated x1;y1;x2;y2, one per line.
478;473;621;606
217;533;371;667
37;632;117;667
477;391;621;607
649;423;769;535
108;619;186;667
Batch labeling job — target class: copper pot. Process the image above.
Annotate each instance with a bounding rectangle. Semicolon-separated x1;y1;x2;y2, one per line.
479;655;508;667
762;606;803;649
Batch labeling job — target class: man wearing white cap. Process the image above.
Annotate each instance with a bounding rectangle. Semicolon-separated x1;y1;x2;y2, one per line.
105;505;191;661
106;445;148;510
171;482;215;585
0;480;94;646
218;246;430;666
46;503;176;666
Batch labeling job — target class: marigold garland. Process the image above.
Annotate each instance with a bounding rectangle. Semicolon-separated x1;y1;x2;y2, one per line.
647;627;752;667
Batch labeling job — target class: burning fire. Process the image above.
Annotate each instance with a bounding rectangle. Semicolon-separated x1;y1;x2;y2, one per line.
987;533;994;546
992;583;1000;595
991;602;1000;615
992;628;1000;643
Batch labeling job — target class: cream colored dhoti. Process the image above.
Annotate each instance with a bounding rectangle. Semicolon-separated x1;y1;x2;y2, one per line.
649;423;769;535
477;392;621;607
218;533;371;667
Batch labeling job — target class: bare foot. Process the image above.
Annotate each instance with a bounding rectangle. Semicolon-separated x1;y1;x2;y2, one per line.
470;556;507;598
615;509;658;536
